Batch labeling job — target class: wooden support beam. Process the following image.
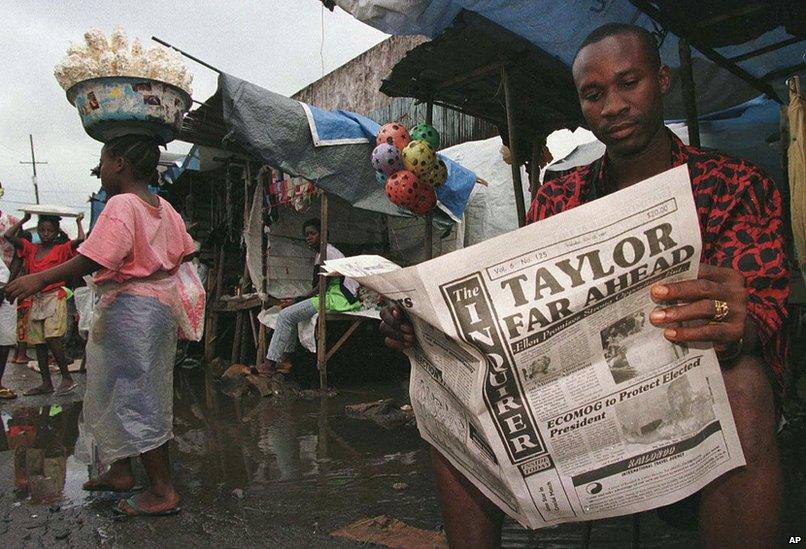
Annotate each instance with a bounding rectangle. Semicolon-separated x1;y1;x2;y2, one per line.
212;293;263;312
629;0;782;103
204;245;226;363
231;311;243;364
325;319;363;362
502;65;526;227
257;177;269;367
316;193;329;390
530;141;542;200
728;37;804;64
764;62;806;83
435;61;504;91
425;100;435;260
678;38;701;148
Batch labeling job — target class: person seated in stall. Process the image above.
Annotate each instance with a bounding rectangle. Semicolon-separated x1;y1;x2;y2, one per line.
4;213;85;396
258;218;361;376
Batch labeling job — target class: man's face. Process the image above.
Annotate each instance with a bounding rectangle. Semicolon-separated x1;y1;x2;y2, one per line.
304;226;320;250
572;33;670;157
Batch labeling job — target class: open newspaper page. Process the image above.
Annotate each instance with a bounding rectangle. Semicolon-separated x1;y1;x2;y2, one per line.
324;165;745;529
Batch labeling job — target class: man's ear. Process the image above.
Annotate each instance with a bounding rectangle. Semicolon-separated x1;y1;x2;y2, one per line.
658;64;671;96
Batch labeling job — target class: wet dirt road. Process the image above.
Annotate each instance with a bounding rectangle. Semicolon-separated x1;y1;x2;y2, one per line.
0;360;802;547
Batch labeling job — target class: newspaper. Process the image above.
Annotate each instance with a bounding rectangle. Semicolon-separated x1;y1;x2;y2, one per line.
323;165;744;529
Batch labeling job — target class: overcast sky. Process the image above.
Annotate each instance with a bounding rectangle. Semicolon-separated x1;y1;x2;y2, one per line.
0;1;387;225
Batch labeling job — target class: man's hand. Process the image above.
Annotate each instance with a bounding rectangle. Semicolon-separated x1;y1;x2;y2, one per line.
21;213;31;223
76;213;85;224
379;302;415;350
649;263;747;355
5;273;46;302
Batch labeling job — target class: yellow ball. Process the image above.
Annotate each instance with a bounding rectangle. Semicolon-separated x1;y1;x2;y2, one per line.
401;140;436;178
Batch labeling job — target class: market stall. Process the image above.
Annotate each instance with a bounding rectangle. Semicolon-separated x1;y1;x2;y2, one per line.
177;73;480;387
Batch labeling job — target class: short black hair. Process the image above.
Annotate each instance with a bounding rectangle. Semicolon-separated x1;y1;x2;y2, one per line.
104;135;161;185
574;23;661;71
38;215;61;228
303;218;321;232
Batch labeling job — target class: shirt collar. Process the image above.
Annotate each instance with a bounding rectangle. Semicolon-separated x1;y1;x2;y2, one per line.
591;129;690;199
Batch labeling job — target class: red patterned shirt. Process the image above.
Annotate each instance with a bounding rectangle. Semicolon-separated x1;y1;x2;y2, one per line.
527;131;790;390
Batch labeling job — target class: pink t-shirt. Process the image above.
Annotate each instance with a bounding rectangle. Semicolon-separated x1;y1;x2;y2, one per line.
79;194;195;284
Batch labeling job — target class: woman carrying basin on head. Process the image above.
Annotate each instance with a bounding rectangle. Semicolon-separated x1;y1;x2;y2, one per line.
6;134;198;517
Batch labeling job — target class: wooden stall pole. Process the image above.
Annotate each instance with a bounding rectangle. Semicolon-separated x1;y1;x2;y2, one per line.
204;245;225;363
530;141;542;200
501;65;527;227
425;100;435;260
316;192;329;390
678;38;701;148
256;174;268;366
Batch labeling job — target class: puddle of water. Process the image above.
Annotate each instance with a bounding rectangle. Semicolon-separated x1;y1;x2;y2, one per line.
0;374;439;528
0;402;88;507
1;368;801;547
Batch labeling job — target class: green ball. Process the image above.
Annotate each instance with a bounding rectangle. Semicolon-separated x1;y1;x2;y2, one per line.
410;123;440;150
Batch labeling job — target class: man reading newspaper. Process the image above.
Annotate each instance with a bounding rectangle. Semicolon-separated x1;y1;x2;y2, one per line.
380;23;789;547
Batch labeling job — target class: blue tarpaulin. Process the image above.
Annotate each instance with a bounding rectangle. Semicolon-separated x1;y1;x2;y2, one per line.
337;0;803;115
298;99;477;220
218;73;477;222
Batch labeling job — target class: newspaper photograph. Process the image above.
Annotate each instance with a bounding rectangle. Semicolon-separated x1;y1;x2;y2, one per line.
323;165;745;529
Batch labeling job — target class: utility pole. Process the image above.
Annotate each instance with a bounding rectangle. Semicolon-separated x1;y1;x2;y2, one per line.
19;134;46;204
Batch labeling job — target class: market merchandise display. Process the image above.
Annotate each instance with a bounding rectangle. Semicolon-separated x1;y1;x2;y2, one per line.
409;123;440;150
376;122;411;151
371;121;446;216
55;28;194;143
371;144;403;176
54;28;192;94
385;170;436;215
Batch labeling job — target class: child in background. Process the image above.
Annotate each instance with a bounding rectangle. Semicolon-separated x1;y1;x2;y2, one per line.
0;254;20;399
12;230;34;365
7;134;197;517
0;201;20;399
4;214;84;396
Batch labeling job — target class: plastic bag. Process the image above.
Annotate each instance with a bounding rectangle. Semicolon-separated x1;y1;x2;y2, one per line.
175;262;206;341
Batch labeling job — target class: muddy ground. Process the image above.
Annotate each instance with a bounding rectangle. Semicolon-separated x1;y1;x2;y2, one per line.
0;354;803;548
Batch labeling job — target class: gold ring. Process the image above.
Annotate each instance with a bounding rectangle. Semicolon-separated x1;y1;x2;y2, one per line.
713;300;729;322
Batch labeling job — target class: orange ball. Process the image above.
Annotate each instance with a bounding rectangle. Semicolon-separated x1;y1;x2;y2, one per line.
385;170;435;216
376;122;411;152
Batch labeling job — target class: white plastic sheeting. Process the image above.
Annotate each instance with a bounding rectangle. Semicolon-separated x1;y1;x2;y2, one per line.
440;136;529;247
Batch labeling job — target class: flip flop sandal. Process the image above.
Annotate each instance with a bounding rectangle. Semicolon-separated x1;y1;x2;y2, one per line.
83;481;142;493
113;497;181;518
55;382;78;396
23;386;55;396
0;388;17;400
